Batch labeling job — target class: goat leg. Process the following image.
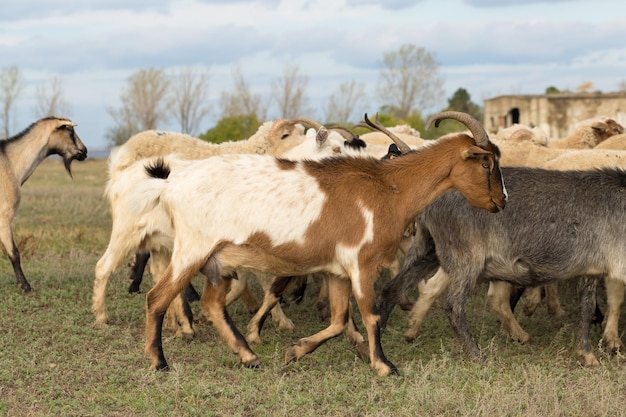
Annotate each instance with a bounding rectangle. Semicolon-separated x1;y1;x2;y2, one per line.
378;240;438;331
602;277;625;353
575;275;600;366
6;239;31;292
445;275;487;363
128;251;150;293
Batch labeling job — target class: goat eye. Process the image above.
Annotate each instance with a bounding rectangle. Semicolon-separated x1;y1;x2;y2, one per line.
482;162;490;169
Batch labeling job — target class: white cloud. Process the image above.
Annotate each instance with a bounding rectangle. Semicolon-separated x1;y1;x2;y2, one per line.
2;0;625;149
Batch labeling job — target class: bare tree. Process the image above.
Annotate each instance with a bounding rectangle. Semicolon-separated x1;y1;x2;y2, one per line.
169;66;211;136
378;44;444;119
106;68;170;146
0;66;24;139
325;80;367;124
34;75;71;118
271;63;310;119
106;105;140;146
220;66;267;120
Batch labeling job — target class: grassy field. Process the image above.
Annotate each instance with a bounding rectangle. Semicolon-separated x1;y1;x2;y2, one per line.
1;158;626;416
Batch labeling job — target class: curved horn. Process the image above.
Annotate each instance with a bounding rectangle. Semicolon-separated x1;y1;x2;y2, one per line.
355;113;412;154
426;111;490;148
269;118;297;140
328;126;360;142
290;118;324;131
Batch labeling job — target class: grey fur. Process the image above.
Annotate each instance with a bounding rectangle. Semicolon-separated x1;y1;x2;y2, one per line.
380;166;626;364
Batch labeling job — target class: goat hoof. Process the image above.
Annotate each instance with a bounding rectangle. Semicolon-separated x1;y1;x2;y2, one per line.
283;344;298;364
128;283;141;293
375;361;399;377
152;361;169;372
351;341;369;362
399;298;415;311
177;330;195;341
246;333;262;345
403;328;419;342
18;282;33;293
243;357;261;368
577;350;600;367
278;319;295;331
603;338;624;354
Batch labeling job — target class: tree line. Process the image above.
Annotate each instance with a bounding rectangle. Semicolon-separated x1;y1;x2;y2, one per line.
1;44;488;144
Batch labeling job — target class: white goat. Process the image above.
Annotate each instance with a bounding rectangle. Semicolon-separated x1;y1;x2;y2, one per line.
0;116;87;292
136;112;506;376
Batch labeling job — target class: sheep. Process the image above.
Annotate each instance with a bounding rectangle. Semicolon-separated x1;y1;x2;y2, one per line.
93;120;365;339
541;149;626;170
495;124;548;146
548;117;624;149
378;166;626;367
494;118;624;167
109;119;303;174
0;116;87;292
133;111;506;376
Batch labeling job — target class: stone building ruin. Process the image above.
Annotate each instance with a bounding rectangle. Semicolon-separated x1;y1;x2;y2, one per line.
483;92;626;138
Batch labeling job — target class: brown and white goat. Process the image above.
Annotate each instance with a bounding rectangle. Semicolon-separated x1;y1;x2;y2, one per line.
93;119;361;338
0;116;87;292
135;111;506;376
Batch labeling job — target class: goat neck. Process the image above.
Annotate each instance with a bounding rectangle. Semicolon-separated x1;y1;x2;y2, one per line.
382;134;505;229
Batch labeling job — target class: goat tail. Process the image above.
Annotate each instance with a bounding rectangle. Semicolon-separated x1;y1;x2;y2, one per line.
130;156;195;216
121;158;173;218
145;157;171;179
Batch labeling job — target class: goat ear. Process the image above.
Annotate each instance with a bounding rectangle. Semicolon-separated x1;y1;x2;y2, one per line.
316;127;328;147
462;146;491;160
57;119;77;128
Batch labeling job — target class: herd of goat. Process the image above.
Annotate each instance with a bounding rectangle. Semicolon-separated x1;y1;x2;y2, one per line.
3;111;626;376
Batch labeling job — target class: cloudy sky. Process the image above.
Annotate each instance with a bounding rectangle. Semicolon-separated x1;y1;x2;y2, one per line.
2;0;625;150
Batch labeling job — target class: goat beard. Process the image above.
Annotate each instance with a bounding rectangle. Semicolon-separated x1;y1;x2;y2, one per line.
63;153;85;178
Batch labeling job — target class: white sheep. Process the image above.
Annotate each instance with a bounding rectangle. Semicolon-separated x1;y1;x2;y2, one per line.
109;119;304;174
541;148;626;170
0;116;87;292
136;111;506;376
494;118;624;167
548;117;624;148
495;124;548;146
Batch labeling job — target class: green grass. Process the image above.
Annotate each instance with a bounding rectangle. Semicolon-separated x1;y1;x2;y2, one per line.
1;158;626;416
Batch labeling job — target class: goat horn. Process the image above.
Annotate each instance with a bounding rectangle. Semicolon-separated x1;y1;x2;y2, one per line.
290;118;324;131
426;111;490;148
356;113;412;154
327;126;360;142
269;118;296;140
291;117;360;142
